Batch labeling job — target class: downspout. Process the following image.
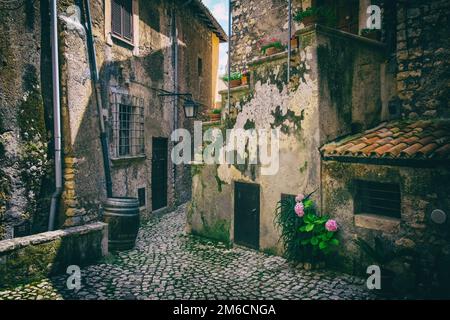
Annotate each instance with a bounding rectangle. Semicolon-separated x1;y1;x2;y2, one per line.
287;0;292;82
171;2;178;199
227;0;231;112
84;0;113;198
48;0;62;231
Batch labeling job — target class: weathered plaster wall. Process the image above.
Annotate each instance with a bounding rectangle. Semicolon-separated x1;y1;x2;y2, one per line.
56;0;216;226
0;0;53;239
396;0;450;119
322;160;450;297
314;26;386;142
189;29;321;253
190;26;391;261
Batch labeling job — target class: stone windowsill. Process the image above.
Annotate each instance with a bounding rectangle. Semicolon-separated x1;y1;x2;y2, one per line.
218;84;250;96
354;213;400;232
248;48;299;67
111;155;146;166
296;24;386;51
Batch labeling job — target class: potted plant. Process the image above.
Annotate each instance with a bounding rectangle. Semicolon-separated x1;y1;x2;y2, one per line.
293;7;321;26
293;6;336;27
222;72;242;88
260;38;286;56
360;28;382;41
209;108;222;121
241;69;250;85
290;35;299;49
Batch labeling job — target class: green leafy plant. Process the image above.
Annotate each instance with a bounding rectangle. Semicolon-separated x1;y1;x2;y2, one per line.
221;72;242;82
211;108;222;114
353;237;414;268
299;211;339;255
293;6;336;27
274;190;339;262
259;37;286;54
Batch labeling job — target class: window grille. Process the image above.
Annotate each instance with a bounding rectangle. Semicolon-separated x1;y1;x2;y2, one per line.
355;180;401;218
110;92;145;158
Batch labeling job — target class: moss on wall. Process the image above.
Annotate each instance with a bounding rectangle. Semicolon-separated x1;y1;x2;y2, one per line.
317;37;355;124
192;216;231;246
0;240;61;289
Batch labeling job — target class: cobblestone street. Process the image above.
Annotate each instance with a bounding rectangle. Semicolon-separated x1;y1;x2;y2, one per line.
0;205;375;300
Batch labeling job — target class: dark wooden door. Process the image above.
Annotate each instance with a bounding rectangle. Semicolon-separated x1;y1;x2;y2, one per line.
152;137;168;210
234;182;260;250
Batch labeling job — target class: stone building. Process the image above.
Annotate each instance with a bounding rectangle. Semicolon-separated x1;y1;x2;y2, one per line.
188;0;450;296
0;0;226;238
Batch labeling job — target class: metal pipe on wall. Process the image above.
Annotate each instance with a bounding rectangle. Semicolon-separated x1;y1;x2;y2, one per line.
287;0;292;82
48;0;62;231
227;0;231;112
84;0;113;198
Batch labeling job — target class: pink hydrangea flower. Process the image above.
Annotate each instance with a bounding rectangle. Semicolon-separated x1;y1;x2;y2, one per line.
295;193;305;202
325;219;338;232
294;202;304;217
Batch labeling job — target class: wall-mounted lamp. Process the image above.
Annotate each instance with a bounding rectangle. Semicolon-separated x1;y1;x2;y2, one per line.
183;99;199;119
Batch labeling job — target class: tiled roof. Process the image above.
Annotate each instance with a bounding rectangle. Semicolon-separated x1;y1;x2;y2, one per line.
320;119;450;164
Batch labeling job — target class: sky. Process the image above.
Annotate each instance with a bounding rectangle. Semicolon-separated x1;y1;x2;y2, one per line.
202;0;229;75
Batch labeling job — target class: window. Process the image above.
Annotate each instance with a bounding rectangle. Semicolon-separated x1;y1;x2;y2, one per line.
110;92;144;158
111;0;133;42
355;180;401;218
138;187;146;207
198;57;203;76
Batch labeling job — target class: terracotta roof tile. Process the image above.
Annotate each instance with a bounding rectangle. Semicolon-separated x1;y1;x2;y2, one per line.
320;119;450;162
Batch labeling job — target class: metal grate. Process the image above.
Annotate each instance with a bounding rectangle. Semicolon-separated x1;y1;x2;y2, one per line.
355;180;401;218
110;92;145;158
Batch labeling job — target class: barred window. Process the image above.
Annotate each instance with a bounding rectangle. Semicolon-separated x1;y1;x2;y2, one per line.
354;180;401;219
110;92;144;158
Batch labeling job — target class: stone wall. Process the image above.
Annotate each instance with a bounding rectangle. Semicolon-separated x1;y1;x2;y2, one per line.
0;221;108;289
322;161;450;298
189;25;392;261
0;0;53;239
396;0;450;118
230;0;308;72
56;0;216;226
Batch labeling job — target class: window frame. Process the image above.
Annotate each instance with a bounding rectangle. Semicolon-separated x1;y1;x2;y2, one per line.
354;180;401;219
110;91;145;159
111;0;134;43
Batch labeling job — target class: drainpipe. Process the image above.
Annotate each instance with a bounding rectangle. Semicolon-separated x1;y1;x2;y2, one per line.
84;0;113;198
287;0;292;82
48;0;62;231
227;0;231;112
170;3;178;201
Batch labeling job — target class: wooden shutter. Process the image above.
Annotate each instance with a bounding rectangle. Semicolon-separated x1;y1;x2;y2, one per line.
122;0;133;41
111;0;122;36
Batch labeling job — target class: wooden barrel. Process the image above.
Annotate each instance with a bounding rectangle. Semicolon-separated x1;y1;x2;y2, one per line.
103;197;140;251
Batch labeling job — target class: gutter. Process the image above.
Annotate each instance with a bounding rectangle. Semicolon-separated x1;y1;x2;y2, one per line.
48;0;62;231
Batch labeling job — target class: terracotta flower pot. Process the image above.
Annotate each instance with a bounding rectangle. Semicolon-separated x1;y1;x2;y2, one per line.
290;37;299;49
265;46;283;56
209;113;221;122
301;15;319;27
241;74;249;85
228;79;242;88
